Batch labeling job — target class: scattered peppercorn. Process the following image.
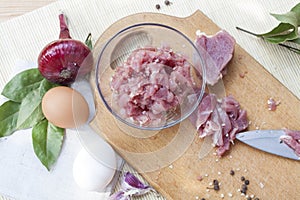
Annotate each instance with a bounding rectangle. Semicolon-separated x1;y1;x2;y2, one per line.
241;184;248;194
201;198;206;200
212;179;220;190
241;176;245;181
214;184;220;191
213;179;219;185
230;170;235;176
164;0;171;6
155;4;161;10
245;180;250;185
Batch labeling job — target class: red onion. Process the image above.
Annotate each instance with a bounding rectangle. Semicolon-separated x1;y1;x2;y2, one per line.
38;14;93;85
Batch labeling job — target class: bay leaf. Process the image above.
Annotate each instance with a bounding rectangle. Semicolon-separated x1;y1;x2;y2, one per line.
17;89;44;129
0;101;20;137
32;119;64;170
1;68;44;102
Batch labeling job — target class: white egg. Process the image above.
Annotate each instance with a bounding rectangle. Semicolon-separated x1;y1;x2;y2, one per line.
73;147;116;192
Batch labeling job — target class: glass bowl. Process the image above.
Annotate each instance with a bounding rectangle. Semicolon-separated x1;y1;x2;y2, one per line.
95;23;206;130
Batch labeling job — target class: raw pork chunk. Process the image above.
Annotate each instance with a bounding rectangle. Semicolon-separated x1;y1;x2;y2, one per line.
195;30;235;85
191;93;249;156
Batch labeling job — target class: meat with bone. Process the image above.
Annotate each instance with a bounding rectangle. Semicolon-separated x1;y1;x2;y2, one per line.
192;93;249;156
280;129;300;157
195;30;235;85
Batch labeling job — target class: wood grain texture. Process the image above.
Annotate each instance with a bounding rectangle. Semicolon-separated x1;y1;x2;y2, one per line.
0;0;57;22
90;11;300;199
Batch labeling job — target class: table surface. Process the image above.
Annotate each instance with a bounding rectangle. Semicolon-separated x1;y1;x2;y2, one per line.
0;0;56;22
0;0;299;200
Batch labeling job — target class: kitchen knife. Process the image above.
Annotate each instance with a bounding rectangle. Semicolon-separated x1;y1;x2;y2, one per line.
236;130;299;160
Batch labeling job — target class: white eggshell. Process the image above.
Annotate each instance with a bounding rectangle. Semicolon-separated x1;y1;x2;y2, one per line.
73;148;116;192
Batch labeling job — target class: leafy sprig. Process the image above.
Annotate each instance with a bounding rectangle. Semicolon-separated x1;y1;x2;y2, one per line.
0;68;63;171
236;3;300;54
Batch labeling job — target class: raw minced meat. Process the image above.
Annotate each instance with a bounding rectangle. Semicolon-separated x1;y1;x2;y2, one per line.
280;129;300;157
191;30;247;156
267;97;280;111
110;46;201;126
190;93;249;156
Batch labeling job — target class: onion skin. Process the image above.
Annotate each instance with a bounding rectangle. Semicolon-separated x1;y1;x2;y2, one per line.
59;13;71;39
38;14;93;85
38;39;92;85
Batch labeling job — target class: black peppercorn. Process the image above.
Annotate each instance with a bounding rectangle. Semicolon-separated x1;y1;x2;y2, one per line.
164;0;171;6
214;184;220;191
201;198;206;200
240;184;247;194
241;189;247;194
241;176;245;181
230;170;235;176
245;179;250;185
213;179;219;185
242;184;248;190
155;4;161;10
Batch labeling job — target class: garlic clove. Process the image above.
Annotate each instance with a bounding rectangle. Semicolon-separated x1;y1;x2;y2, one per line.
108;191;128;200
122;172;151;190
109;172;155;199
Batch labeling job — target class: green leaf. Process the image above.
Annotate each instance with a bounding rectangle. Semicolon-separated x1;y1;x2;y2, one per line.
32;119;64;171
85;33;93;50
271;12;298;28
259;23;294;37
290;37;300;45
1;68;44;102
236;3;300;54
39;79;58;98
264;30;297;43
0;101;21;137
17;89;44;129
290;2;300;15
256;3;300;43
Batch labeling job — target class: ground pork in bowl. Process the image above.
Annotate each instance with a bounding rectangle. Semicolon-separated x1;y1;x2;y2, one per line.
95;23;206;130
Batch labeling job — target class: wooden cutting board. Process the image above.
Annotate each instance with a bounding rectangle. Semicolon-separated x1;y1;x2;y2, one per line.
90;11;300;199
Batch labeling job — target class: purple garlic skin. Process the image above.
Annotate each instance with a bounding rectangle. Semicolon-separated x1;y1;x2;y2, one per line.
109;172;155;200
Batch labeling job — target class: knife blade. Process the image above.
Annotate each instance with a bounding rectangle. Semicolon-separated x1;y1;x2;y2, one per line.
236;130;299;160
